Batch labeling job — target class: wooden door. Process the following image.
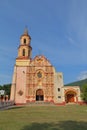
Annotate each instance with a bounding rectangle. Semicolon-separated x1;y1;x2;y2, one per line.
36;89;44;101
67;94;74;103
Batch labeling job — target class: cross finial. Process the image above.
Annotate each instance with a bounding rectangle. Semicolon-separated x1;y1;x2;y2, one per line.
38;48;42;56
24;26;28;35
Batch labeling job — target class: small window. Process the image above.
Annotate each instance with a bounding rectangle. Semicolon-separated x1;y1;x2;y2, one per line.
24;39;26;44
58;96;61;98
23;49;25;56
58;88;60;91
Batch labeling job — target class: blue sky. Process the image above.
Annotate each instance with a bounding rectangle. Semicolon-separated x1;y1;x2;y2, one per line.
0;0;87;85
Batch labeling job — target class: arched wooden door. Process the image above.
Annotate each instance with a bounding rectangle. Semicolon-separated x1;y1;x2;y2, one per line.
36;89;44;101
66;94;74;103
65;91;76;103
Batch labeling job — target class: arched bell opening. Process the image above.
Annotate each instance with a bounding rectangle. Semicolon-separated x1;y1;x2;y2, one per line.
36;89;44;101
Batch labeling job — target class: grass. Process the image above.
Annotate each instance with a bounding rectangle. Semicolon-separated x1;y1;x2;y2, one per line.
0;105;87;130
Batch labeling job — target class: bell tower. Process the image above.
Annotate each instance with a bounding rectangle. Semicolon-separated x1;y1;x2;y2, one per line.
16;28;32;66
10;28;32;104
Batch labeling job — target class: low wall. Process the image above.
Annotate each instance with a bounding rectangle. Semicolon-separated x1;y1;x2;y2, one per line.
0;101;14;109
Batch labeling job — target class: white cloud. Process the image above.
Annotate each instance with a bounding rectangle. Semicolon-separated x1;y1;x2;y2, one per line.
66;36;81;48
77;71;87;80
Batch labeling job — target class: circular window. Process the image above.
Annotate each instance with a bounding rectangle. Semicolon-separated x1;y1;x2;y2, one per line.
37;71;42;78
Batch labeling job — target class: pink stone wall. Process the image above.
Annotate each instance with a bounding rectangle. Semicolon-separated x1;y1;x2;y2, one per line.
15;67;27;104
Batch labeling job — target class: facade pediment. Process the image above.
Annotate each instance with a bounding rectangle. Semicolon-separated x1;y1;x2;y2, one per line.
30;55;52;67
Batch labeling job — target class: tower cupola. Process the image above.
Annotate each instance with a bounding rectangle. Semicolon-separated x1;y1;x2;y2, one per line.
20;28;31;46
17;28;32;59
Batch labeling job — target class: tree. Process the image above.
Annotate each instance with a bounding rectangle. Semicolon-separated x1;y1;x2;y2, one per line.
0;84;11;99
81;84;87;102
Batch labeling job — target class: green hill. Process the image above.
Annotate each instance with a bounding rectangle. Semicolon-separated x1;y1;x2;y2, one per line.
65;79;87;89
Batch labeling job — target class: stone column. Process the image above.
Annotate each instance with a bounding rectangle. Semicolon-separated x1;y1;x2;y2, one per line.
5;95;9;101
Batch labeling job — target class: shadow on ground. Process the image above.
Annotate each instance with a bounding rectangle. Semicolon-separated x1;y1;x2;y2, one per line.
21;121;87;130
8;106;25;110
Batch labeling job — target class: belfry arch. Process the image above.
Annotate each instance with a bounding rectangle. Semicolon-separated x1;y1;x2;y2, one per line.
36;89;44;101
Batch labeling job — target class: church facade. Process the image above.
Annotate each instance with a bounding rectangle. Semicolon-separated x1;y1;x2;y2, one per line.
10;29;82;105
